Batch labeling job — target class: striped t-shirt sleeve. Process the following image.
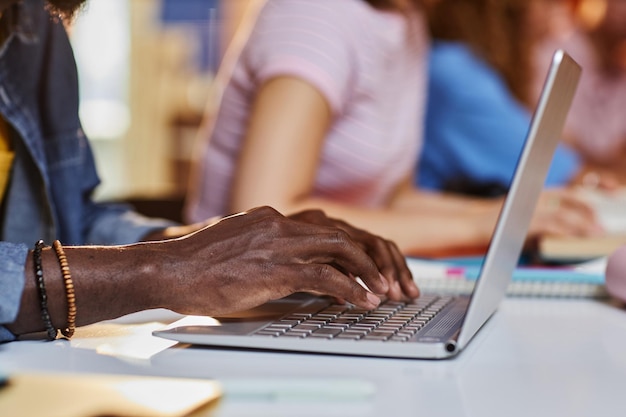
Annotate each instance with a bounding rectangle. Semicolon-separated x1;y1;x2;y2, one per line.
242;0;357;115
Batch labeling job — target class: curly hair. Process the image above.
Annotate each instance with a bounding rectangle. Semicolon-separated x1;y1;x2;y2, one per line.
425;0;534;105
363;0;425;11
45;0;87;20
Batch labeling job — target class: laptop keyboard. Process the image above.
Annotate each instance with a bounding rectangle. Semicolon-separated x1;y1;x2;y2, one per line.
252;295;454;342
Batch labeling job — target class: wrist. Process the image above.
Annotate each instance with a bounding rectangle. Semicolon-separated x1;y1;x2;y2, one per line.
60;244;168;324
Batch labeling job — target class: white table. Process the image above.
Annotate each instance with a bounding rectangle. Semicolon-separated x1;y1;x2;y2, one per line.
2;297;626;417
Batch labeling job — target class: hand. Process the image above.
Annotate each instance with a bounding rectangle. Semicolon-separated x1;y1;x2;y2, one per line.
574;169;621;192
9;207;400;337
287;209;419;300
528;188;604;238
159;207;393;316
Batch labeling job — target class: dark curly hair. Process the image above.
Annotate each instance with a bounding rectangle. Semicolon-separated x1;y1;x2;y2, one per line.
363;0;425;11
45;0;87;20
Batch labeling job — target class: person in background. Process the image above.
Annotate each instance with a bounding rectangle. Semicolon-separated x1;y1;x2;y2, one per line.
186;0;602;256
534;0;626;175
416;0;582;196
0;0;417;343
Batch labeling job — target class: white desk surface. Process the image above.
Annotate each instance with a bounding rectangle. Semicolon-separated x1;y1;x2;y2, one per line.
2;297;626;417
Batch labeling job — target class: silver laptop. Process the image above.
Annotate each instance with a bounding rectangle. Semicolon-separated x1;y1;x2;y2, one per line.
154;50;581;359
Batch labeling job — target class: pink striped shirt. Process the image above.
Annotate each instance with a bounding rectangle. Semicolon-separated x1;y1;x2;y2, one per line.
186;0;428;221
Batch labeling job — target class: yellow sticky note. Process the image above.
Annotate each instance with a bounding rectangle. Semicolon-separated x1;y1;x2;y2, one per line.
0;372;222;417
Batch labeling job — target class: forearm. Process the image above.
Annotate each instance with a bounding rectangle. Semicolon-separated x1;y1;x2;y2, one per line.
267;197;497;255
390;185;498;215
6;243;164;337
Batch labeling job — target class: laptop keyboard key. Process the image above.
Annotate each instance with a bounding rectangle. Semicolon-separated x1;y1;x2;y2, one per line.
258;296;458;342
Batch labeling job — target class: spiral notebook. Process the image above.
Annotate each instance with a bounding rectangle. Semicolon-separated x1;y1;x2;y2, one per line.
407;257;607;298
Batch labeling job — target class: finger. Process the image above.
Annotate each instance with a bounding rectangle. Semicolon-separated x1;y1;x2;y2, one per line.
331;222;403;294
559;198;604;235
537;193;603;236
288;227;389;294
598;175;620;191
282;213;393;294
238;211;389;294
548;208;602;236
292;212;410;299
366;238;404;300
359;235;418;300
361;236;396;293
387;240;420;299
557;195;595;218
537;221;572;238
296;264;381;309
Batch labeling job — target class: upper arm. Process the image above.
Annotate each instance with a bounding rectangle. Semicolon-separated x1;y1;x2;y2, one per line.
230;76;333;214
225;2;360;214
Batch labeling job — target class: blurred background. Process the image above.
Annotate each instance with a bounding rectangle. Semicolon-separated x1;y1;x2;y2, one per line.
69;0;624;222
69;0;256;219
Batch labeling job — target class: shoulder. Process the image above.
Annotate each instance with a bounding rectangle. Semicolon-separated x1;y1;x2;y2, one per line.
246;0;365;68
428;41;514;103
243;0;386;113
253;0;388;47
429;42;498;86
256;0;365;30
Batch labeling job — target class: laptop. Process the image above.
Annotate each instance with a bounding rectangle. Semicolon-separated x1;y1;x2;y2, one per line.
154;50;581;359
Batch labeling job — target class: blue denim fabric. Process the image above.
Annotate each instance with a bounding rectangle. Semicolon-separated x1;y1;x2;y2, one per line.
0;0;176;342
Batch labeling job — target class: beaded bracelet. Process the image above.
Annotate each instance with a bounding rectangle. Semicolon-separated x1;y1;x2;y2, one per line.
33;240;57;341
52;240;76;338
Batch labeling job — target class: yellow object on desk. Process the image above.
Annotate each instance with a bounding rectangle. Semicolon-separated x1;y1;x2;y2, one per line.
0;372;222;417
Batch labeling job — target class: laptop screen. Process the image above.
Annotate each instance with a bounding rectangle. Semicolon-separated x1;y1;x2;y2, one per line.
456;50;581;349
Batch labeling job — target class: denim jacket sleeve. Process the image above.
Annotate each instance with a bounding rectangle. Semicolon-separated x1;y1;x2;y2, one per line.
85;202;177;245
0;243;29;342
